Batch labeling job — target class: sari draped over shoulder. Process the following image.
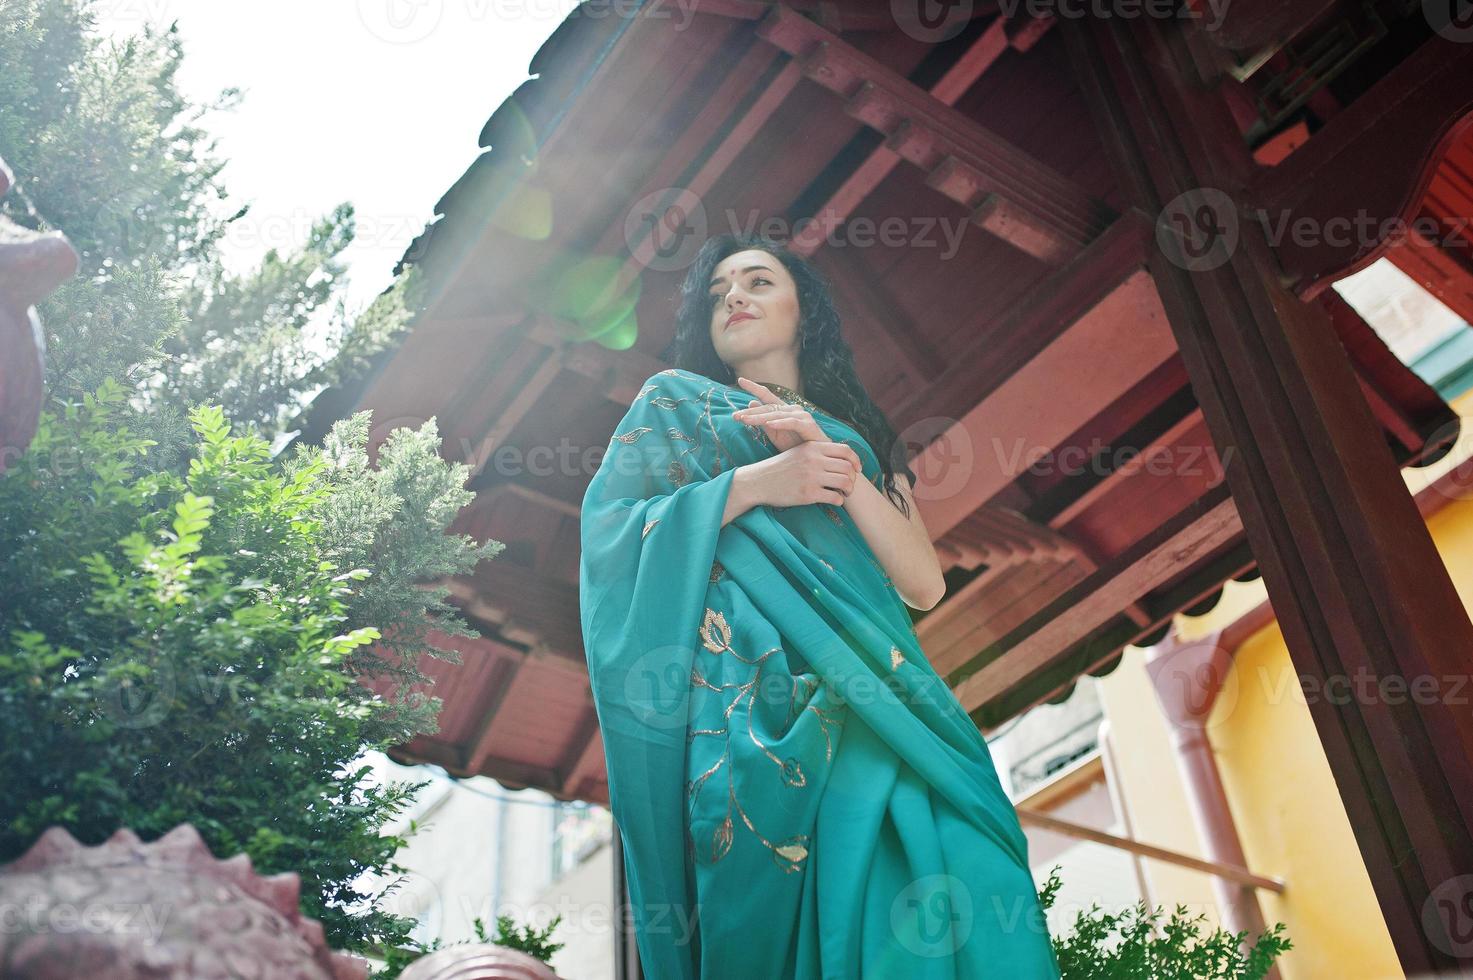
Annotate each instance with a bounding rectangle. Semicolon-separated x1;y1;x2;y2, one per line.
579;369;1061;980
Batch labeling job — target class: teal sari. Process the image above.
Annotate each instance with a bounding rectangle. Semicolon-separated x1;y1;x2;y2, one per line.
579;368;1060;979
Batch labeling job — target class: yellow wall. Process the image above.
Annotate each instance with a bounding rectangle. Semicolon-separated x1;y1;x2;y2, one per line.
1208;616;1404;979
1097;387;1473;979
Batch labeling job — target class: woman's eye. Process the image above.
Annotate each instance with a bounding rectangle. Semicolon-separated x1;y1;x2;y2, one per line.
753;277;771;286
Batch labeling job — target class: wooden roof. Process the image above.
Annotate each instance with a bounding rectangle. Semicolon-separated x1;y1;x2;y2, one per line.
300;2;1469;803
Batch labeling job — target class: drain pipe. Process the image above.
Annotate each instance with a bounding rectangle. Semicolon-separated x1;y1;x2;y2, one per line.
1143;603;1282;978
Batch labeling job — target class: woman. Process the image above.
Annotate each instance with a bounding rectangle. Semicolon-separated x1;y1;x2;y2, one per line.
579;234;1061;979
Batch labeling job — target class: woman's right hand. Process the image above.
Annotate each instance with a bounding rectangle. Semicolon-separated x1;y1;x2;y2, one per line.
744;441;863;509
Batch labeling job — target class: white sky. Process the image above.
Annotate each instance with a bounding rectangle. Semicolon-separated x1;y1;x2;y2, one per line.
94;0;573;315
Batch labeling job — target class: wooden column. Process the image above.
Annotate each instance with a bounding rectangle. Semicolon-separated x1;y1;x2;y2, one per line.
1064;18;1473;973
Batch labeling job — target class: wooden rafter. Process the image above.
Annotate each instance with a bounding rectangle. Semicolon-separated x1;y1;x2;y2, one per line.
815;250;945;382
788;16;1045;259
952;484;1241;712
445;570;586;666
922;558;1089;678
899;217;1160;540
755;5;1112;263
937;504;1082;570
891;213;1151;437
557;711;605;799
603;31;806;306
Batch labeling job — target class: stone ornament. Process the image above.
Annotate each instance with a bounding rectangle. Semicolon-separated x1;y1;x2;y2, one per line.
0;154;76;473
0;823;369;980
399;945;562;980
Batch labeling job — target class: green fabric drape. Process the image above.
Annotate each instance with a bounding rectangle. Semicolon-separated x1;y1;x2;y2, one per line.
579;368;1060;979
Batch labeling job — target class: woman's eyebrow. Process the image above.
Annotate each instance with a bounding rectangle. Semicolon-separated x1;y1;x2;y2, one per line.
708;265;774;288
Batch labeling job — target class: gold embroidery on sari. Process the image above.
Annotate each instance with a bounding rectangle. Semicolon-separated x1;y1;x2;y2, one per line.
612;425;652;444
756;382;862;434
709;558;725;583
699;608;732;652
806;704;841;761
689;605;814;873
630;372;739;478
891;646;906;670
641;519;658;539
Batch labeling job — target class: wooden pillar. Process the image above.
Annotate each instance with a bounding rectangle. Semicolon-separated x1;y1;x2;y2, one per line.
1064;18;1473;973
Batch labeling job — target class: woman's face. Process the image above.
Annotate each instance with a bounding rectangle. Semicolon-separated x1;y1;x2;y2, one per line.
707;249;801;369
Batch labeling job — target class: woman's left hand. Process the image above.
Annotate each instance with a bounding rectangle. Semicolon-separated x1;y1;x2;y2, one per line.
732;378;826;453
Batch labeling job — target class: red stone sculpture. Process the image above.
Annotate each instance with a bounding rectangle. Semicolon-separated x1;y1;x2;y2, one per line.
0;153;75;473
0;824;369;979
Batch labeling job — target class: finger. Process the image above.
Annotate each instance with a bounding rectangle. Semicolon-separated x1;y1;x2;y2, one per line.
817;442;863;473
815;441;857;460
737;377;782;405
820;471;853;497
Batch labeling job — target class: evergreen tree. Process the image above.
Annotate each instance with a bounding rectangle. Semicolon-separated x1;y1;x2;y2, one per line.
0;2;475;972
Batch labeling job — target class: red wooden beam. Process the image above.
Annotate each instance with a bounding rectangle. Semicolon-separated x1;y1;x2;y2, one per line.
447;568;586;665
755;5;1112;263
922;558;1089;677
788;15;1016;259
898;216;1162;539
952;484;1241;711
1388;223;1473;327
1250;35;1473;298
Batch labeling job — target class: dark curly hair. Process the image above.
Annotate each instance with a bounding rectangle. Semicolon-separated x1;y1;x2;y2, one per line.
658;233;917;518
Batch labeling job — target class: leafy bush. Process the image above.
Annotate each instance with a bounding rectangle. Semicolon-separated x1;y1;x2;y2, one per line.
375;913;564;974
1038;865;1292;978
0;384;499;961
478;913;566;964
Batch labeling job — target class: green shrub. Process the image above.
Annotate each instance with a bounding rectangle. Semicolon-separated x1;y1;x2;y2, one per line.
1038;865;1292;978
0;383;499;965
478;913;566;964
